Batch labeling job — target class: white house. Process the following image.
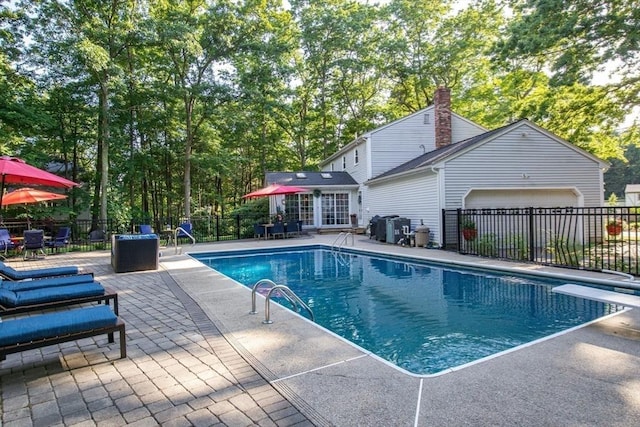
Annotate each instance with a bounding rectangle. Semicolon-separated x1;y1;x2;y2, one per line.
268;88;609;244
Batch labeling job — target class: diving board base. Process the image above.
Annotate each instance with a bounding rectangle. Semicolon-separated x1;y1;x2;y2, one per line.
552;284;640;308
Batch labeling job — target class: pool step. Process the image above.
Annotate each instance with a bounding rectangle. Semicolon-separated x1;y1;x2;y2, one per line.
552;284;640;308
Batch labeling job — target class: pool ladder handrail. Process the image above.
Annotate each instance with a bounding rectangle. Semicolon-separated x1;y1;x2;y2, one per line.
250;279;314;324
173;226;196;254
331;232;354;251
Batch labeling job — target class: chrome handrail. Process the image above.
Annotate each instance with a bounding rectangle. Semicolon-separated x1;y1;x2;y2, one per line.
174;226;196;254
331;232;354;251
250;279;314;324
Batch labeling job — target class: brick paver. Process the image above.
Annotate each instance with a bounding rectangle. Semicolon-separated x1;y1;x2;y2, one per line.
0;252;315;426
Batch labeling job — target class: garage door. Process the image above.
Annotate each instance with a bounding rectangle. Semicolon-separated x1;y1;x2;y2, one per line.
464;188;580;209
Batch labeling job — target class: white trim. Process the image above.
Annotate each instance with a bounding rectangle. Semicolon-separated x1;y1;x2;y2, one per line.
461;186;584;209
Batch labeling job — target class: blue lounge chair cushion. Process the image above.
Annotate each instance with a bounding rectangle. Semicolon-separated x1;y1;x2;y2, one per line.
0;282;105;307
1;273;95;291
0;305;118;346
0;261;79;280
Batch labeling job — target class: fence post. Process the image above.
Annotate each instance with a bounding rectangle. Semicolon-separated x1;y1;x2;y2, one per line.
215;215;220;241
528;207;535;262
456;208;462;252
236;215;241;240
441;209;447;249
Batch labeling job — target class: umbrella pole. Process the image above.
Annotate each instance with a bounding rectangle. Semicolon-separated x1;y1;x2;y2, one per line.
0;174;4;210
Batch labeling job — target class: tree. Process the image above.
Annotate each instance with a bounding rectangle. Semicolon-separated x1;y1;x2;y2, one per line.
499;0;640;111
149;0;237;219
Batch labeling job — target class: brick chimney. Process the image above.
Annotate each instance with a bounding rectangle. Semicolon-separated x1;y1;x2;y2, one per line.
434;87;452;149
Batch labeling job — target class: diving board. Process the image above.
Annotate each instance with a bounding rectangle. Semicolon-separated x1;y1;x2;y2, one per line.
552;284;640;308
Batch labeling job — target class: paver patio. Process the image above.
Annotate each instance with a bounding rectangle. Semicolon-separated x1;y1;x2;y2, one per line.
1;235;640;426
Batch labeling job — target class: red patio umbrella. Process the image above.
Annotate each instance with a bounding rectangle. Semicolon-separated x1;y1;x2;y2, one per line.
242;183;307;198
0;156;79;209
2;187;68;229
1;188;68;205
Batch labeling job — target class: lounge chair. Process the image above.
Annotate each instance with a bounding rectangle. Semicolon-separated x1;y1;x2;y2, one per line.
45;226;71;253
0;305;126;362
176;223;194;244
23;229;46;260
139;224;152;234
0;260;79;280
0;282;118;317
0;229;16;259
1;273;95;291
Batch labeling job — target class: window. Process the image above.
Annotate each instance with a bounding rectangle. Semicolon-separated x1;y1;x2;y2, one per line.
321;193;349;226
354;149;359;165
331;163;334;171
342;156;346;170
285;193;314;226
321;173;332;179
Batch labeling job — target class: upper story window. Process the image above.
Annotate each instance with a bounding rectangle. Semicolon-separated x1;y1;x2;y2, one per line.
342;156;346;170
331;163;334;171
354;149;359;165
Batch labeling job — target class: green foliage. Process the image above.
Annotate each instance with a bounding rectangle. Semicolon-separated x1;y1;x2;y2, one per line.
476;233;498;257
0;0;633;225
461;216;476;229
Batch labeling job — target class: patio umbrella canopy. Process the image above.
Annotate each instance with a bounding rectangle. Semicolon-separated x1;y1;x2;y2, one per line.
242;183;307;198
1;188;68;205
2;187;68;229
0;156;78;208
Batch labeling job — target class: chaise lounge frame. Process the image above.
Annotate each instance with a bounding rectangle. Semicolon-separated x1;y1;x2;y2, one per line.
0;286;119;317
0;317;126;361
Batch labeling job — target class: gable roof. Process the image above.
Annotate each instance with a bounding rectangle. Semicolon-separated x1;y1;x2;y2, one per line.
266;171;358;187
368;119;609;183
319;106;484;166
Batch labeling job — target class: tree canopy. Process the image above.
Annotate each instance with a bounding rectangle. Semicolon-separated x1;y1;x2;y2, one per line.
0;0;636;224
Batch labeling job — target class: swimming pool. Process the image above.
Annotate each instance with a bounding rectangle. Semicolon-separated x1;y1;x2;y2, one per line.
193;245;623;375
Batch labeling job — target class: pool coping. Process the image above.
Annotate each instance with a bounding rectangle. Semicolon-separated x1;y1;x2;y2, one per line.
188;243;632;378
161;234;640;426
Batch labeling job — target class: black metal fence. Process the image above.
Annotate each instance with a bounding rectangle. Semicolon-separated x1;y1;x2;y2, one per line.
442;207;640;276
1;214;266;254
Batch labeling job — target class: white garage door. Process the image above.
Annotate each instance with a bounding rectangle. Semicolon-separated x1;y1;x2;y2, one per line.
464;188;579;209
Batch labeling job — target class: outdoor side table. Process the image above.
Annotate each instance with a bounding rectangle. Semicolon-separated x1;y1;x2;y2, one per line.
111;234;159;273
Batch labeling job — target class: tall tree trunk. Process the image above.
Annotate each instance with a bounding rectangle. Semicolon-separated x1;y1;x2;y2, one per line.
99;77;110;224
183;95;194;220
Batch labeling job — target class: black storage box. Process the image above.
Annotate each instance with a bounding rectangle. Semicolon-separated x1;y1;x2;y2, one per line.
111;234;159;273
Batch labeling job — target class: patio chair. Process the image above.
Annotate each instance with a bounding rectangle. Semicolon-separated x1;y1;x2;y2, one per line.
45;226;71;253
139;224;153;234
176;223;194;244
285;221;300;238
23;229;46;260
88;229;106;247
0;282;118;317
0;229;16;259
270;222;285;239
0;260;80;281
0;305;126;362
254;223;266;239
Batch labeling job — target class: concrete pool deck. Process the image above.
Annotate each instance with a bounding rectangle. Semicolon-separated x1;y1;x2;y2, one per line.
2;233;640;426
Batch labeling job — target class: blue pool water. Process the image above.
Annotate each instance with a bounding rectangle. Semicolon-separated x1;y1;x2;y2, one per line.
193;246;622;375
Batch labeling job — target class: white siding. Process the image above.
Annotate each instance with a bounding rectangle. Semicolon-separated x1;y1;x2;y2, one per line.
365;173;440;241
370;109;435;178
451;115;486;144
369;110;485;178
443;124;604;209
